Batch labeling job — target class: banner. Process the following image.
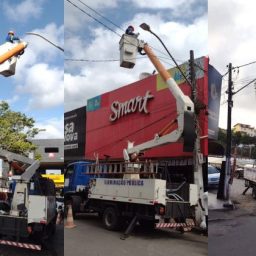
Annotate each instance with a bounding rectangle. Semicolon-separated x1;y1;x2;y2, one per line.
208;65;222;140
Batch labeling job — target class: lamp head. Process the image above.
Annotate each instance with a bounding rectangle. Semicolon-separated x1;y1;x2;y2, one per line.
140;23;151;32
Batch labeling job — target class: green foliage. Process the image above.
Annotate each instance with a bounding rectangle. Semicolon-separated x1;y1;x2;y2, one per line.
0;101;44;154
218;128;256;158
217;128;227;146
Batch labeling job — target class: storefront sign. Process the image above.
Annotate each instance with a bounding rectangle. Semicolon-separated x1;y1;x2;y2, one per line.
109;90;154;122
64;106;86;159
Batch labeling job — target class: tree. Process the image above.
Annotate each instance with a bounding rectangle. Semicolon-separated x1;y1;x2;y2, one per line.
0;101;43;155
218;128;227;146
232;131;242;146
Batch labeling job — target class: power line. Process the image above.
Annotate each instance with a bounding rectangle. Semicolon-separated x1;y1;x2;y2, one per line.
65;56;175;67
222;60;256;77
66;0;201;81
65;0;122;37
66;0;171;63
77;0;124;33
233;60;256;69
233;77;256;95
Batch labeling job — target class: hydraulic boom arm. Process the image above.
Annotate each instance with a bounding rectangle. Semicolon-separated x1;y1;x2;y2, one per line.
119;35;195;157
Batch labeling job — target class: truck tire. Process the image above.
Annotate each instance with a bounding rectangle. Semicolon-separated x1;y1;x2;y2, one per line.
102;207;121;231
139;219;155;230
73;195;83;219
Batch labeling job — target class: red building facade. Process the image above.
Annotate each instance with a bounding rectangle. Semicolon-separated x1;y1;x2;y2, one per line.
86;57;209;160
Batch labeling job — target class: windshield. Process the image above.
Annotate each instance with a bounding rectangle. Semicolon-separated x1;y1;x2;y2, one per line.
208;165;220;174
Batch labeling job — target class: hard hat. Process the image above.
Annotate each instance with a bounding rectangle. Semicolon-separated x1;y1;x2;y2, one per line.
8;31;14;35
128;25;134;31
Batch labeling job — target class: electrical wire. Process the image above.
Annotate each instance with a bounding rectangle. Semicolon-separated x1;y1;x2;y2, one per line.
233;77;256;95
66;0;193;76
65;0;122;37
77;0;124;33
233;60;256;69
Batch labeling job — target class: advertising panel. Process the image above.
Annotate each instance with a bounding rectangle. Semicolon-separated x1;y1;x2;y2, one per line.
208;65;222;140
64;106;86;160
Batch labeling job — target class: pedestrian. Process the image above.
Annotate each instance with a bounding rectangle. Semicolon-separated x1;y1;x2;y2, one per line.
5;31;20;43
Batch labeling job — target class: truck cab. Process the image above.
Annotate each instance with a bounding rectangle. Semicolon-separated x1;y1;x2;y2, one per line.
64;161;96;217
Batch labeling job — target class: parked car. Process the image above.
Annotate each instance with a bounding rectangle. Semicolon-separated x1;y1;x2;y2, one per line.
208;165;220;188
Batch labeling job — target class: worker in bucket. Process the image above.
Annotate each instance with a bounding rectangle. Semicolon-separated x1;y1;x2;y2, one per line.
125;25;139;37
5;31;20;43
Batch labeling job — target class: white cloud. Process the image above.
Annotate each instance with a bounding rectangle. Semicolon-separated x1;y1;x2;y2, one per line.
131;0;195;9
16;63;64;109
3;0;45;22
35;117;64;139
64;0;119;32
10;23;64;110
65;11;207;112
5;95;20;105
21;23;64;66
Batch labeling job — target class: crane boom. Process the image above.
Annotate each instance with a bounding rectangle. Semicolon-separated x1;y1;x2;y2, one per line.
0;41;28;77
119;35;195;156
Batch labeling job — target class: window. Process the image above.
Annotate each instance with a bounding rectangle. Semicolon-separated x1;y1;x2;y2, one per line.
45;147;59;153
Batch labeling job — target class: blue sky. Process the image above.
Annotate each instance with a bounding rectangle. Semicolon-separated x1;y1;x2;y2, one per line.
0;0;64;138
64;0;208;111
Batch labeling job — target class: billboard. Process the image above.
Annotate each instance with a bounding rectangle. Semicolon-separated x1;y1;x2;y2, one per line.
208;65;222;140
64;106;86;160
86;57;209;160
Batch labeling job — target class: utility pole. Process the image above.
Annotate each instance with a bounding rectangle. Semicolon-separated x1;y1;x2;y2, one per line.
189;50;207;228
224;63;233;205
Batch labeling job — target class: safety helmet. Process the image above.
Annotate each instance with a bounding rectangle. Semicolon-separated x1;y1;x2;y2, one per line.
128;25;134;31
8;31;14;35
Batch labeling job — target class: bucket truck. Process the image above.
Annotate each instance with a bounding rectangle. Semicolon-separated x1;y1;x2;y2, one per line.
0;40;28;77
64;32;207;237
0;149;56;250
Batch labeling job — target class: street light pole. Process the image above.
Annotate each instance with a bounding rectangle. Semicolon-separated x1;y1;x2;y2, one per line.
139;23;191;87
140;23;207;227
26;32;64;52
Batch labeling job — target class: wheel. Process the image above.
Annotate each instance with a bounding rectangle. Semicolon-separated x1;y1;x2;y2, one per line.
139;219;155;230
252;187;256;199
102;207;121;231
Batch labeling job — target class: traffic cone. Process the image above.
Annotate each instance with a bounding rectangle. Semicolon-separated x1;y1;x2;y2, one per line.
56;210;62;225
65;205;76;229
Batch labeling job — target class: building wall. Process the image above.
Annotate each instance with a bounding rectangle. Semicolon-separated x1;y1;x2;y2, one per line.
233;123;256;137
85;57;209;160
32;139;64;163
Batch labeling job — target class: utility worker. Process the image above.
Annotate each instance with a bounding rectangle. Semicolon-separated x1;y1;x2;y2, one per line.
125;25;139;37
5;31;20;43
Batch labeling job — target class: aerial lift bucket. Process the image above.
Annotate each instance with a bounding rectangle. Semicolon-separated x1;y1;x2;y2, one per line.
119;34;139;68
0;41;28;77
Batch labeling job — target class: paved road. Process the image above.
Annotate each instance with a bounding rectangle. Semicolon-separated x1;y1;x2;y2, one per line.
0;224;64;256
209;178;256;256
65;214;207;256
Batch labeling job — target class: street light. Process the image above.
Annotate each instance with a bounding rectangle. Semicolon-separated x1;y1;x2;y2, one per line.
139;23;191;87
26;32;64;52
